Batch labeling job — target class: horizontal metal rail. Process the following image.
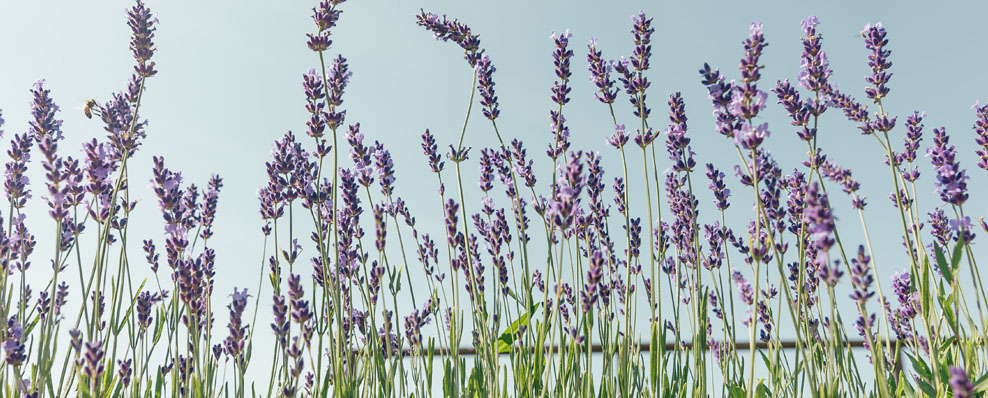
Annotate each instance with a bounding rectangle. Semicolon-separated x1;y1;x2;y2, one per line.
406;339;891;356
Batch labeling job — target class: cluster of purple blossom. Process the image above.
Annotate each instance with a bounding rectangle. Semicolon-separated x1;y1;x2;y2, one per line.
5;0;988;397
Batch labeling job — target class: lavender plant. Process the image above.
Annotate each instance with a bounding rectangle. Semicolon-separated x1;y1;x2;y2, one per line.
3;1;988;398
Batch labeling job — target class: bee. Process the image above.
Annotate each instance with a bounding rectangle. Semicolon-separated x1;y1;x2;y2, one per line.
83;99;98;119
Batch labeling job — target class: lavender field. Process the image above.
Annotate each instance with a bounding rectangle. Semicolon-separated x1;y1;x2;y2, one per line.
1;0;987;397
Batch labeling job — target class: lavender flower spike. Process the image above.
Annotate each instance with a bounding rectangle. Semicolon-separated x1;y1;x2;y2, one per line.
550;29;574;106
798;15;832;93
587;38;617;104
127;0;158;77
861;22;891;102
705;164;730;210
416;10;482;67
950;366;974;398
224;288;250;361
83;341;106;379
476;55;500;120
28;80;64;142
973;100;988;171
928;127;969;206
307;1;345;51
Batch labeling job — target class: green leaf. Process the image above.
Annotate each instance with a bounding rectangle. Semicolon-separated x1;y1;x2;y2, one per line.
729;385;746;398
496;304;540;354
935;243;952;284
154;370;164;398
915;380;936;398
939;292;957;326
755;379;771;398
896;371;912;396
920;256;932;318
907;352;933;381
951;238;965;274
466;366;484;397
974;371;988;393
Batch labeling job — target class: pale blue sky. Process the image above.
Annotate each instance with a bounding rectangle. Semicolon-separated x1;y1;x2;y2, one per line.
1;0;987;388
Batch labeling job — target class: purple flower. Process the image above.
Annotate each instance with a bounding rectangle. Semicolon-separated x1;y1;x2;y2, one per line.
607;124;629;149
271;294;289;340
798;16;832;93
817;257;843;288
404;299;438;348
54;282;69;317
627;217;642;259
28;80;64;142
547;110;570;160
510;139;536;188
630;12;654;72
224;288;250;361
288;273;312;324
586;38;617;104
891;270;918;318
198;175;223;241
307;1;345;51
39;133;71;221
416;10;483;67
373;142;395;196
302;69;327;139
150;156;190;240
740;22;767;84
69;329;82;354
861;22;892;102
128;0;158;77
373;204;388;252
581;250;604;312
898;111;925;181
866;114;896;134
83;341;106;379
447;145;471;163
665;93;694;172
5;133;35;209
735;122;770;150
478;148;495;192
3;334;25;367
612;178;626;216
94;76;150;157
772;79;814;141
118;358;133;387
550;30;574;106
849;245;874;303
708;21;773;151
818;156;861;195
901;111;925;163
829;89;872;134
699;63;740;139
705;164;731;210
950;366;974;398
421;129;445;173
143;239;160;272
461;234;486;299
136;290;163;330
974;101;988;171
444;199;461;249
547;151;583;231
928;127;969;206
731;267;754;307
612;12;654;120
476;55;500;120
803;183;835;251
326;55;351;129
